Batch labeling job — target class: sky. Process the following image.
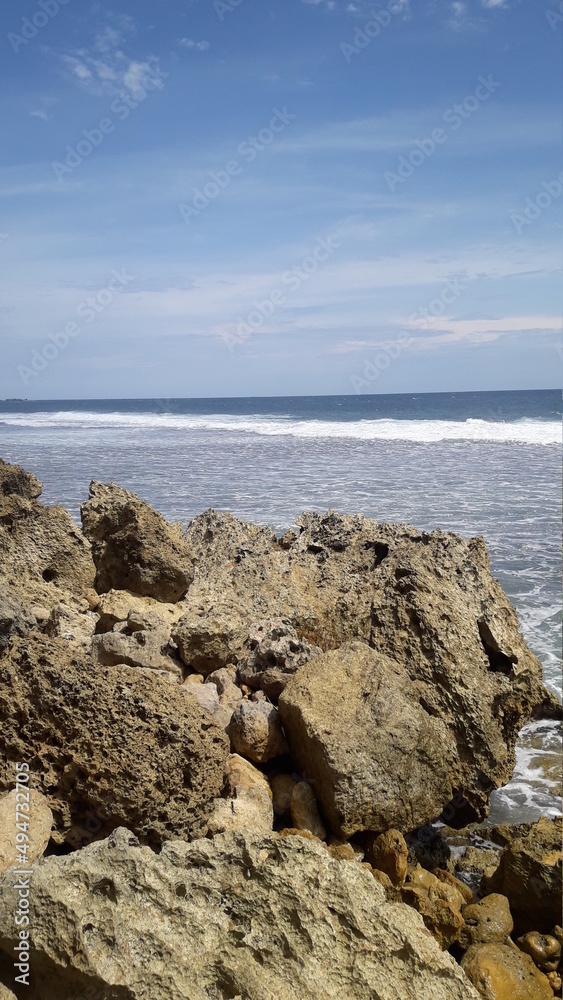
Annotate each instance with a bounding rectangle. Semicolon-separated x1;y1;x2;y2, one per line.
0;0;561;399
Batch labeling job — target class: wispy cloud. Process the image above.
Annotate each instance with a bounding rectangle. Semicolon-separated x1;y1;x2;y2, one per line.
178;38;210;51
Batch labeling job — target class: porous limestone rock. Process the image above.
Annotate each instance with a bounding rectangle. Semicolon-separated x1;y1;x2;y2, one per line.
0;827;482;1000
0;458;42;500
81;481;193;602
271;773;297;816
432;868;474;904
185;509;559;825
459;893;514;950
0;634;229;848
365;829;409;886
290;781;327;840
517;932;562;973
279;641;452;837
92;628;182;677
172;605;248;674
401;864;465;949
462;943;554;1000
0;789;53;875
238;618;322;699
208;757;273;836
483;817;562;934
228;699;289;763
0;983;17;1000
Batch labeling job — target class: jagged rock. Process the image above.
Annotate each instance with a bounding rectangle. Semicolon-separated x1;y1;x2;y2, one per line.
547;972;562;993
172;605;248;674
208;755;274;836
456;845;502;882
185;510;559;825
81;481;193;602
279;642;452;837
228;699;289;763
462;943;554;999
0;596;33;654
401;865;465;949
0;827;481;1000
238;618;322;699
0;983;17;1000
271;773;297;816
459;894;514;950
0;458;42;500
483;817;562;934
517;932;561;973
0;490;95;607
290;781;327;839
94;589;180;633
365;829;409;886
0;789;53;875
206;667;243;709
92;628;182;677
431;868;473;903
0;633;229;848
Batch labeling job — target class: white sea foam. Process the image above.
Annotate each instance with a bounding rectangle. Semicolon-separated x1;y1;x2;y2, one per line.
1;411;560;445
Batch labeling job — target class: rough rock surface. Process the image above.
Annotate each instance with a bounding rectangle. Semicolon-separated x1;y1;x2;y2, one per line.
517;932;561;973
0;828;481;1000
81;481;193;602
172;605;248;674
279;641;453;836
461;943;554;1000
228;699;289;763
0;634;229;848
459;893;514;950
401;865;465;950
207;754;274;836
0;789;53;875
238;619;322;699
185;509;559;824
483;817;562;934
0;459;42;500
290;781;327;839
365;829;409;886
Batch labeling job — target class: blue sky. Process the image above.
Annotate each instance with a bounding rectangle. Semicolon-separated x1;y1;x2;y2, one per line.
0;0;561;398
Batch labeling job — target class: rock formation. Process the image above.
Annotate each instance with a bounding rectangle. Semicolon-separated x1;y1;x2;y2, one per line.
0;828;481;1000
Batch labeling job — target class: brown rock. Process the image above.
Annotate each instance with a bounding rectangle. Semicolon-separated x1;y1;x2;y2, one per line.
517;932;561;973
462;943;554;999
81;481;193;602
207;754;274;836
365;829;408;886
460;893;514;950
483;817;562;934
172;605;248;674
0;788;53;875
238;618;322;699
0;633;229;848
228;700;289;763
546;971;562;993
290;781;327;840
271;773;298;816
279;642;452;838
92;628;182;677
0;458;42;499
432;867;474;903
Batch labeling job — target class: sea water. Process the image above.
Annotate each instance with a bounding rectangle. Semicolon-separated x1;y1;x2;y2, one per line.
1;389;560;824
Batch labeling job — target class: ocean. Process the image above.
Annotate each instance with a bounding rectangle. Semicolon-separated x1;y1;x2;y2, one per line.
1;388;561;826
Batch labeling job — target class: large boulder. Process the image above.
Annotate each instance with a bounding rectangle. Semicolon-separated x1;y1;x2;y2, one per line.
0;458;42;500
0;634;229;848
279;641;453;837
483;816;562;934
185;510;559;825
0;828;481;1000
81;481;193;602
461;943;553;999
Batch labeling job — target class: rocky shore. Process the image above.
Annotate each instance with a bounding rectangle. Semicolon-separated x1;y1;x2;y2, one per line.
0;458;561;1000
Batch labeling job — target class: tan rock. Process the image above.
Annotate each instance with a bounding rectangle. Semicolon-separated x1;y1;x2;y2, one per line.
81;481;193;602
92;628;182;676
460;894;514;950
238;618;322;699
401;864;465;949
224;754;272;799
290;781;327;840
228;700;289;763
0;458;42;500
546;971;562;993
432;867;474;903
365;829;408;886
207;785;274;836
327;842;356;861
206;666;243;709
271;773;297;816
369;865;402;902
517;932;561;973
0;789;53;875
0;983;17;1000
0;827;481;1000
484;817;562;934
0;633;229;848
172;605;248;674
462;943;554;999
279;642;452;838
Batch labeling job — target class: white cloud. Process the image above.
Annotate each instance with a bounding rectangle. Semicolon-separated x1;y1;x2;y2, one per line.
481;0;508;7
178;38;210;51
30;110;49;121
